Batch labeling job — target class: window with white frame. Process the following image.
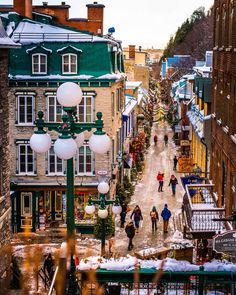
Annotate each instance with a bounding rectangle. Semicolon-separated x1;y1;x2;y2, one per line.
76;145;94;175
17;144;35;175
47;95;63;122
62;53;77;74
17;95;34;124
32;53;47;74
77;95;94;122
47;147;65;175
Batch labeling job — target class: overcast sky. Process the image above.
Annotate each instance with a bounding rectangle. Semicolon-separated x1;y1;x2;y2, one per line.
4;0;214;48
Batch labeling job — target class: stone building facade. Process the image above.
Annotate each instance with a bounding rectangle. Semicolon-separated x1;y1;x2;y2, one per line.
0;19;20;285
211;0;236;216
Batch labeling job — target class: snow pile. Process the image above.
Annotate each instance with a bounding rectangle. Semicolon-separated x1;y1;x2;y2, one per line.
77;256;199;272
165;230;194;249
204;260;236;272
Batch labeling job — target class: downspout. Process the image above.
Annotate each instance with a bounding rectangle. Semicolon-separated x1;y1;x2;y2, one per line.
200;137;208;179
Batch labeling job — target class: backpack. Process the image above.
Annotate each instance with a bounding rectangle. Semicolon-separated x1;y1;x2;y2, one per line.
151;211;157;220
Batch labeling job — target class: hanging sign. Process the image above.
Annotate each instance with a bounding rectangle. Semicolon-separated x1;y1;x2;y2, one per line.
213;230;236;253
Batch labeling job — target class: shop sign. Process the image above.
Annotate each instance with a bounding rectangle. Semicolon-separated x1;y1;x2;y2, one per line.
178;157;193;172
175;125;181;133
213;230;236;253
180;140;190;146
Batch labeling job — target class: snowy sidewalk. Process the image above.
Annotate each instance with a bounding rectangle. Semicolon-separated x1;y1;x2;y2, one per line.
114;121;185;255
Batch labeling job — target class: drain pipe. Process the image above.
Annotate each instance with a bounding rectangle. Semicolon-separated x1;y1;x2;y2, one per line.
200;137;208;179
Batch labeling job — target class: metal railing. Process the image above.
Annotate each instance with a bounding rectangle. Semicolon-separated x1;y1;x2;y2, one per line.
183;184;225;236
48;266;59;295
79;269;236;295
13;32;94;42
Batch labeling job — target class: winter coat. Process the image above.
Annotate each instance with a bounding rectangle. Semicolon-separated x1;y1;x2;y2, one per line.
161;207;171;221
169;178;178;186
157;173;164;182
131;208;143;221
125;223;135;238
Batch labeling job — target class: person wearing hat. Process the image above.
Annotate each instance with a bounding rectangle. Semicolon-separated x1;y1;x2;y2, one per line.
161;204;171;233
125;221;136;251
150;206;159;233
168;174;178;196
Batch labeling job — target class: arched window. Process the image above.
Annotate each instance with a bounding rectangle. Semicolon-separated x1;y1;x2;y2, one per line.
32;53;47;74
62;53;77;74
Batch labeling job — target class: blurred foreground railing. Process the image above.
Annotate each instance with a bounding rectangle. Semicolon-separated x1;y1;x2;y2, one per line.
79;268;236;295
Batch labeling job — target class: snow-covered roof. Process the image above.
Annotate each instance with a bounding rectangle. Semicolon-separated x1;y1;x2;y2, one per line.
57;46;82;53
11;19;114;45
0;17;20;48
126;81;142;89
123;96;137;116
26;45;52;54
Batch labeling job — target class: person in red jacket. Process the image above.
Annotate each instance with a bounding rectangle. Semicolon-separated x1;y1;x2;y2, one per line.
157;172;164;192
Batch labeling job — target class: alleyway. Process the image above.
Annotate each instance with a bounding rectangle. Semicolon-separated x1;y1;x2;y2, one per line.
114;120;185;255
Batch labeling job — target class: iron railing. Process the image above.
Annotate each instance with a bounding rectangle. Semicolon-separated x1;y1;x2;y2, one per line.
79;268;236;295
182;184;225;237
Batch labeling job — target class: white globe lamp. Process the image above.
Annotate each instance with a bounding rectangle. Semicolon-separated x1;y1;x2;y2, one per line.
85;204;95;215
98;208;108;219
112;204;122;215
89;133;110;154
54;137;77;160
56;82;83;107
75;132;85;148
97;182;109;194
30;133;51;153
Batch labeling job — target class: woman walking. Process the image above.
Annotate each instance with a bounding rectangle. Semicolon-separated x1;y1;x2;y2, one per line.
130;205;143;232
157;172;164;192
150;206;159;233
169;175;178;196
125;221;135;251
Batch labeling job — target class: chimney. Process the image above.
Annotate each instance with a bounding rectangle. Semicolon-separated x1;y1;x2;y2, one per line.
129;45;136;59
14;0;32;18
86;2;105;34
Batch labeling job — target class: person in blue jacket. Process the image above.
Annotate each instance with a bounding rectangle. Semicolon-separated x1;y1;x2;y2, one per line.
161;204;171;233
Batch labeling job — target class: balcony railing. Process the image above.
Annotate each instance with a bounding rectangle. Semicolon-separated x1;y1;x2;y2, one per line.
183;184;225;238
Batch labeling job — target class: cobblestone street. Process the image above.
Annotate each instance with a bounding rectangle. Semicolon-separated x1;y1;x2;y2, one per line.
114;120;185;255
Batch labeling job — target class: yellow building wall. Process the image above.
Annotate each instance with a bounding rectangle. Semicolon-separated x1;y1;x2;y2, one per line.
192;131;206;173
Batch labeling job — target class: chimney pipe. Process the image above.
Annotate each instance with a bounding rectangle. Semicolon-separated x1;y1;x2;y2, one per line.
25;0;32;19
129;45;135;59
13;0;32;18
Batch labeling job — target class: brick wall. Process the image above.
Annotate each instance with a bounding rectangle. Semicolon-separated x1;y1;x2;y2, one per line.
0;49;11;280
211;0;236;215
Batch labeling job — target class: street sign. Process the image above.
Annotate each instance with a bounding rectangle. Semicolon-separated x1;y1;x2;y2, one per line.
213;230;236;253
178;157;193;172
175;125;181;133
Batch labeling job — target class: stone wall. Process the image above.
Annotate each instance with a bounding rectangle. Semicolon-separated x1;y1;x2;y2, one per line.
9;80;124;197
0;49;11;280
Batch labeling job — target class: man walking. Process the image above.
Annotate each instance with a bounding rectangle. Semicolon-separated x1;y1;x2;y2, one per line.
150;206;159;233
157;172;164;192
168;175;178;196
164;134;168;146
125;221;135;251
161;204;171;233
173;155;178;170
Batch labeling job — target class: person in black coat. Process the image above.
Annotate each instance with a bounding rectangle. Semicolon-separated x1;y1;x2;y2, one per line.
125;221;135;250
43;253;54;280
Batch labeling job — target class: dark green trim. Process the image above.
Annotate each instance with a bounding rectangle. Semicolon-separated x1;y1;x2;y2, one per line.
9;80;112;88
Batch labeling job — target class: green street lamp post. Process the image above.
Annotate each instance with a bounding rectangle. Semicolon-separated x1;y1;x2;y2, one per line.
85;181;121;256
29;82;111;294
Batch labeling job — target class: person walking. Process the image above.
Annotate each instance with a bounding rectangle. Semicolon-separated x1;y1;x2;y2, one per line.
154;134;158;146
125;221;135;251
164;134;168;146
157;172;164;192
120;202;128;228
161;204;171;233
173;155;178;170
169;174;178;196
130;205;143;232
150;206;159;233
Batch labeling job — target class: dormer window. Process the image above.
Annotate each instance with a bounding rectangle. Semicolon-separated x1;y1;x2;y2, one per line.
32;53;47;74
62;54;77;74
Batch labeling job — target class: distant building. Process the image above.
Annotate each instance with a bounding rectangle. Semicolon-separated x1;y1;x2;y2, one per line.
211;0;236;218
0;0;105;35
161;55;192;79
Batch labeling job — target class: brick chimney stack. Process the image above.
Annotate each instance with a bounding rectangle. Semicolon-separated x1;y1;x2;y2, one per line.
129;45;136;59
14;0;32;18
86;2;105;35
